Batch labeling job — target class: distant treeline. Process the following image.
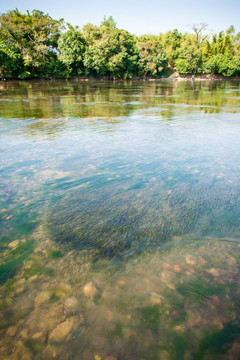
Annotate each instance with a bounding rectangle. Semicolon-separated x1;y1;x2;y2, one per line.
0;9;240;79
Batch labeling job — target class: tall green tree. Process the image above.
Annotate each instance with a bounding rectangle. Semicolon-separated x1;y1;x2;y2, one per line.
58;26;86;76
0;9;64;78
136;34;168;77
82;17;138;78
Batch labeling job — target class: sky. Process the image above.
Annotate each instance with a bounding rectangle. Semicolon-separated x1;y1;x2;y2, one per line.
1;0;239;36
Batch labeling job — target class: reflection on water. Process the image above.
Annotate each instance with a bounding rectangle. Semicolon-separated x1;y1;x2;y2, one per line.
0;79;240;359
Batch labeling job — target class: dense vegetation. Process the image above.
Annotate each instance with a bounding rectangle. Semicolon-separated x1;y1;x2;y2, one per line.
0;10;240;79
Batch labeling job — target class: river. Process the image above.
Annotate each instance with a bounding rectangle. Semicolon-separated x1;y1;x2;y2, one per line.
0;79;240;359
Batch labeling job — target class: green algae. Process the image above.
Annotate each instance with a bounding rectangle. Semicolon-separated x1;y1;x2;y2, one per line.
24;263;54;278
196;321;240;359
0;240;34;284
48;250;63;259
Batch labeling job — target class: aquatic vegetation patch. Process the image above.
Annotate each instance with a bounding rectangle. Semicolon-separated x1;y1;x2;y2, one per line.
0;240;34;284
196;320;240;359
47;178;240;260
24;263;54;278
48;250;63;259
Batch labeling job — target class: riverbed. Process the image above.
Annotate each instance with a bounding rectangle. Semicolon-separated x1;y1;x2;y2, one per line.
0;79;240;359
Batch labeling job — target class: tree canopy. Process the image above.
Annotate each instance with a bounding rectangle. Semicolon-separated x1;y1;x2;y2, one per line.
0;9;239;79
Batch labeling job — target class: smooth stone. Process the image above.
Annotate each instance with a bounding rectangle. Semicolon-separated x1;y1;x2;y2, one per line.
185;255;196;266
64;297;78;314
35;291;51;306
207;268;220;277
159;350;170;360
9;340;33;360
83;282;98;298
149;292;163;305
8;239;25;249
172;264;182;273
49;317;75;343
31;331;46;343
42;345;62;359
19;328;29;341
15;286;26;295
14;278;26;287
6;326;17;337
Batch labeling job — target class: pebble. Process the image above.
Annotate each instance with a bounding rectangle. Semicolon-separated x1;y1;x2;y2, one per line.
159;350;170;360
10;341;33;360
6;215;13;220
149;292;163;305
31;331;46;343
35;291;51;306
213;318;224;330
83;282;98;298
15;286;26;295
64;297;78;314
8;239;25;249
185;255;196;266
187;311;202;327
6;326;17;337
161;271;175;289
172;235;182;241
49;317;75;343
19;328;29;341
172;265;182;273
174;325;185;332
207;268;220;277
42;345;61;359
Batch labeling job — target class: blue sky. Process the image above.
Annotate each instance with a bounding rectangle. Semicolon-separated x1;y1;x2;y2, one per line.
1;0;239;35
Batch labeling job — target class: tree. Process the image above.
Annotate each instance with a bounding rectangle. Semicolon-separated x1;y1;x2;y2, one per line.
101;16;117;28
137;35;168;77
58;26;86;76
0;9;64;77
175;40;203;74
83;18;138;78
192;22;208;48
163;29;182;65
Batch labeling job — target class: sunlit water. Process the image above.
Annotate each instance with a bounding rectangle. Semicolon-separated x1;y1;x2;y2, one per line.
0;79;240;360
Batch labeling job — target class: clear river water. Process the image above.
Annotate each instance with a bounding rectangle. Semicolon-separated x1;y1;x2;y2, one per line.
0;79;240;359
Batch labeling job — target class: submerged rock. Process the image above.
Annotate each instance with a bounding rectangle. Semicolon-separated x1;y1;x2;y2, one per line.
49;317;75;343
6;326;17;337
9;340;33;360
42;344;62;359
8;239;26;249
34;291;51;306
31;331;47;343
83;282;99;298
64;297;78;314
19;328;29;341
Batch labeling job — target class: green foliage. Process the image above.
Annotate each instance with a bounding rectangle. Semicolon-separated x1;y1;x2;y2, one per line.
0;8;64;78
0;9;239;78
83;23;138;78
58;28;86;76
203;54;240;76
137;35;168;77
175;45;202;74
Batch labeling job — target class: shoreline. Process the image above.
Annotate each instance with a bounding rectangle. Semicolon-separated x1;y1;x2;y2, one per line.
1;74;240;82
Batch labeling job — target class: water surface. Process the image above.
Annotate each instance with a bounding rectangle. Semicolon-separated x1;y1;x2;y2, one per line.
0;79;240;359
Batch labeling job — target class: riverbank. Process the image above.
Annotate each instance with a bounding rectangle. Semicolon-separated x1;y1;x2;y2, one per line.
1;73;240;82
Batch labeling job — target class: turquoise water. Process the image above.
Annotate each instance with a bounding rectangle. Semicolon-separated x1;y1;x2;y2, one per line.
0;79;240;359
